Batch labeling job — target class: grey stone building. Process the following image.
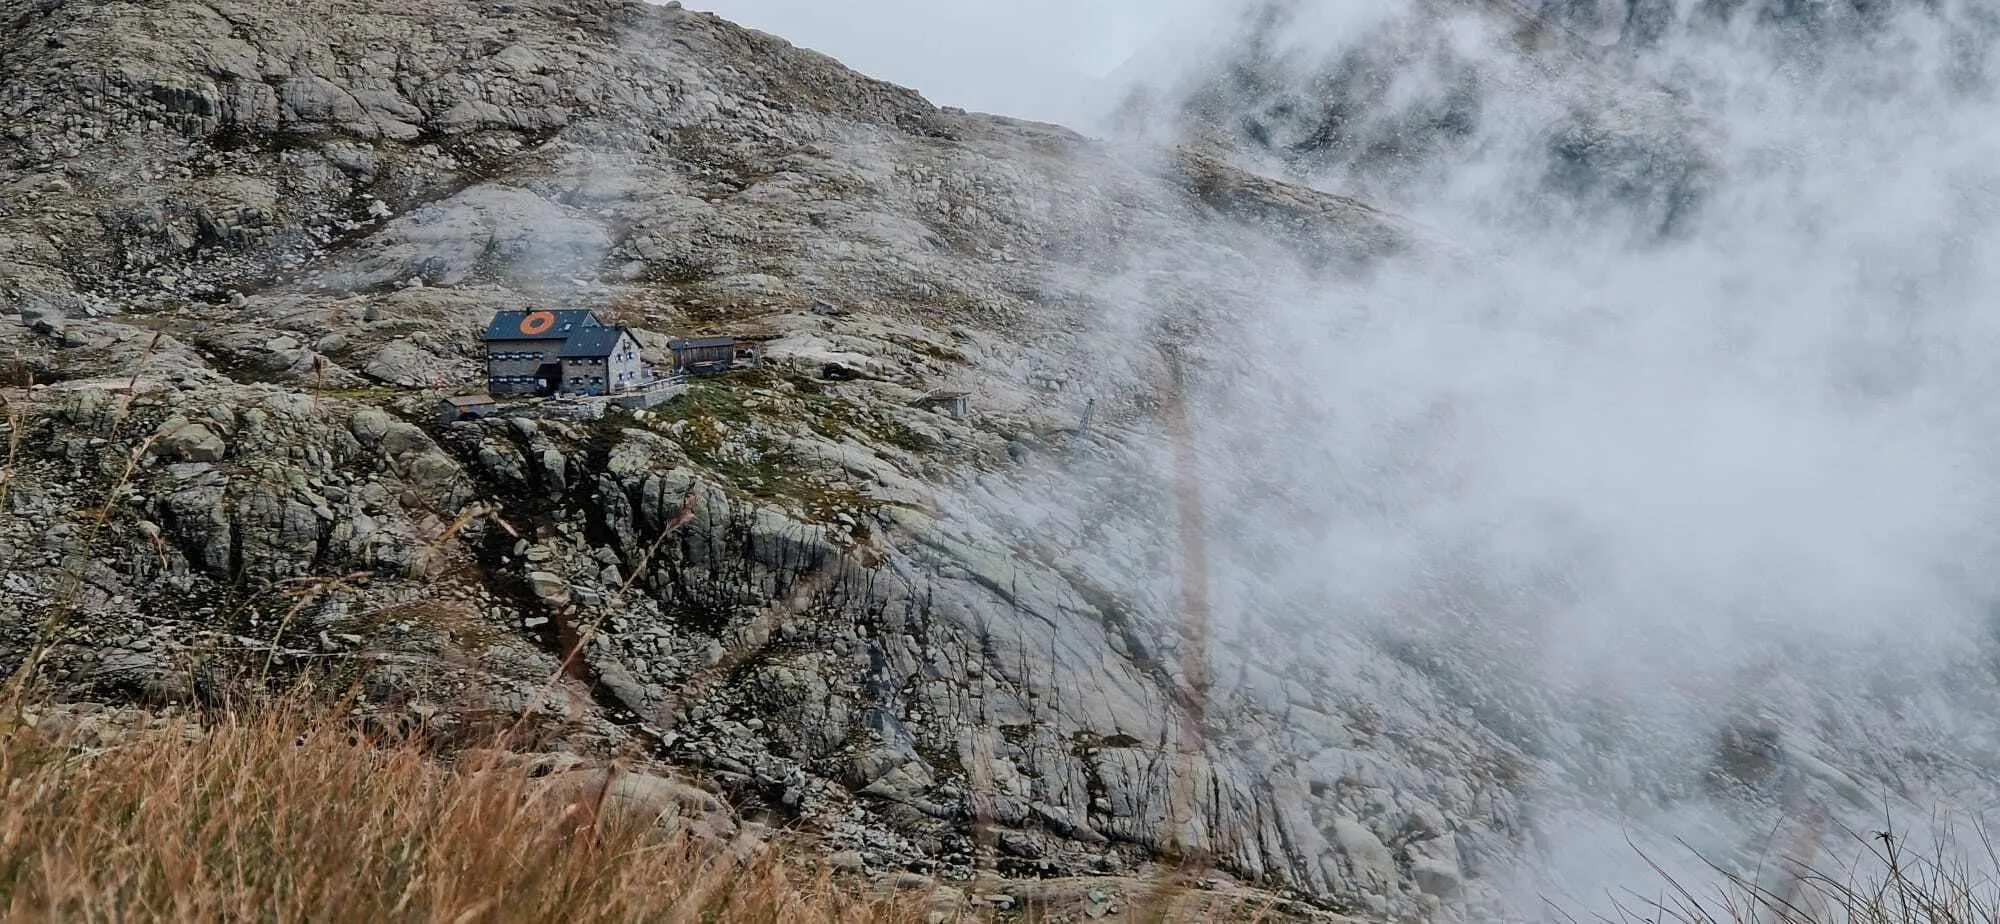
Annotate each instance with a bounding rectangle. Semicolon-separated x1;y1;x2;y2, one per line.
481;309;645;397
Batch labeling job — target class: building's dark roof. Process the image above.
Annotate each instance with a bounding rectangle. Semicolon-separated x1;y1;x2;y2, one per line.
558;325;632;359
481;309;605;342
669;336;738;350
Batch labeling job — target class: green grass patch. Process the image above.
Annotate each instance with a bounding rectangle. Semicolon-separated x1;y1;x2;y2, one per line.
613;376;890;543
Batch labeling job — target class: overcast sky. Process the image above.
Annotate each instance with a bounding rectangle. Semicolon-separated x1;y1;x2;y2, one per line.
686;0;1217;127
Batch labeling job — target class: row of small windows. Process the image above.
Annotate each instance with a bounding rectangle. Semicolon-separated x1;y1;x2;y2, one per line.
490;373;632;383
490;358;635;370
489;350;636;364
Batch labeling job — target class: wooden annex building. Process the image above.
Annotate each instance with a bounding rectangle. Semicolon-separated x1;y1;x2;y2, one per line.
667;336;763;376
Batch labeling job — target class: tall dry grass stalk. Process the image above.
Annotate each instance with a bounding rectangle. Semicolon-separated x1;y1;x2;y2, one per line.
0;381;24;518
2;426;171;703
0;702;931;924
107;331;165;440
1599;820;2000;924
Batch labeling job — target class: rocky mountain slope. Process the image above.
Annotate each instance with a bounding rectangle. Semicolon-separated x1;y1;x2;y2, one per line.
0;0;1422;918
8;0;1999;921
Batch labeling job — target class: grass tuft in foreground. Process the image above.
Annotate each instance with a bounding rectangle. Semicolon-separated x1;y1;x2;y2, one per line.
0;703;927;924
1605;819;2000;924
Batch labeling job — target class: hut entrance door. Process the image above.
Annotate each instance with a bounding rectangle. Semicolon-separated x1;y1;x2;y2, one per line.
533;362;562;397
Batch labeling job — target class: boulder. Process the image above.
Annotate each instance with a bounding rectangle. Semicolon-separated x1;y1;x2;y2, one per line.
525;571;571;607
154;422;228;463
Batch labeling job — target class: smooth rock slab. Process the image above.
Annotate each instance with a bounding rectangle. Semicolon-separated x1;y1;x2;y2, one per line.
154;421;228;462
525;571;572;607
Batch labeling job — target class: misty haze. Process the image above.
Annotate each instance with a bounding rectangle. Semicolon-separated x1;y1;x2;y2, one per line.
3;0;1999;921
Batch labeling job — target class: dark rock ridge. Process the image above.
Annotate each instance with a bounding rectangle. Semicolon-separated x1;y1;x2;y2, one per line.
1125;0;2000;246
1115;0;1719;242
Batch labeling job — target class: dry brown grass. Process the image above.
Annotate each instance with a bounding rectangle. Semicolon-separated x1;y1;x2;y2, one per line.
1599;820;2000;924
0;703;930;924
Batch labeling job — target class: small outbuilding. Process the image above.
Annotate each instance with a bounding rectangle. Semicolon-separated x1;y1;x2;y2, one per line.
439;394;498;424
669;336;763;376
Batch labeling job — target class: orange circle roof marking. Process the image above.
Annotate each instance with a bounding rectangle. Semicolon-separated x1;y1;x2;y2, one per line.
519;310;558;336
